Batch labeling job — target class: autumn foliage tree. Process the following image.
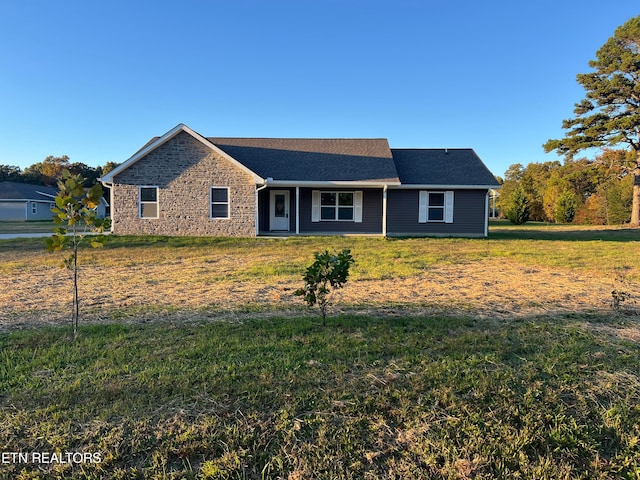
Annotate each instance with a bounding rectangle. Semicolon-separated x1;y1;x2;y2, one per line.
46;170;110;338
498;153;632;225
544;14;640;227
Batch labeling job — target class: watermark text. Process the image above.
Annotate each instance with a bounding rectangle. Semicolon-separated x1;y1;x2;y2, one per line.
1;451;102;464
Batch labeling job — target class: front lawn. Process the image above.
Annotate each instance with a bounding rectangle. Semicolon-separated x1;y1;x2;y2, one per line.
1;226;639;327
1;225;639;478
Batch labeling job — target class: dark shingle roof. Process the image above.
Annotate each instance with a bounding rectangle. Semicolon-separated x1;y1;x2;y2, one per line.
391;149;500;186
210;138;400;183
0;181;58;201
117;125;500;187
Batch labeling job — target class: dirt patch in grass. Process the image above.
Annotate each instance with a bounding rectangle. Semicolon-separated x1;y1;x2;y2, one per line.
1;251;637;332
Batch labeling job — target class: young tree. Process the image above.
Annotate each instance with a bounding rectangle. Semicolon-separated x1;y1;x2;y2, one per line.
46;170;111;338
294;249;355;326
544;15;640;227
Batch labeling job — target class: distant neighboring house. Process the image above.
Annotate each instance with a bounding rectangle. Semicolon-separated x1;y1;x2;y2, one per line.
0;182;58;221
0;181;108;221
100;124;500;237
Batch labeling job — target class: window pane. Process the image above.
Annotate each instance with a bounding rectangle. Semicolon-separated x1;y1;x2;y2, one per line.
338;192;353;206
320;192;336;206
140;187;157;202
212;204;229;218
140;203;158;218
274;194;285;217
211;188;228;203
428;207;444;221
338;207;353;220
429;192;445;206
321;206;336;220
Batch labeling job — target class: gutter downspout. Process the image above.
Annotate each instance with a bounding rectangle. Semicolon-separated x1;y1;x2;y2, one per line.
484;190;489;238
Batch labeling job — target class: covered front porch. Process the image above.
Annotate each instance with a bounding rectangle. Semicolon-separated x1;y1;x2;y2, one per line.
256;186;386;236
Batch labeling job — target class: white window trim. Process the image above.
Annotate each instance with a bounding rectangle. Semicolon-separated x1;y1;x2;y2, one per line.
210;186;230;220
312;190;363;223
31;202;37;215
139;186;159;219
419;191;454;223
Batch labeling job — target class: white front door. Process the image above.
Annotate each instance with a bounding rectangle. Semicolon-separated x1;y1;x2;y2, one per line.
270;190;290;231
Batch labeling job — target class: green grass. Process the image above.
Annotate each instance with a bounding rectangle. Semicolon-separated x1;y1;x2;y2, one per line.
1;315;639;479
2;224;639;277
1;224;640;478
0;220;57;234
489;220;640;242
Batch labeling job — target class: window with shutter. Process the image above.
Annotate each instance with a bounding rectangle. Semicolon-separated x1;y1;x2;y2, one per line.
312;190;362;222
418;191;454;223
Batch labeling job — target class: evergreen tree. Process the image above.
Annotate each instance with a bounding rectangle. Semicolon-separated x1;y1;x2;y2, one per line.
544;15;640;227
555;190;577;223
506;184;530;225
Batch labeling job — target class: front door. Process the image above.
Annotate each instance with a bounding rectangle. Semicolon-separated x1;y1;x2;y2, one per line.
270;190;290;231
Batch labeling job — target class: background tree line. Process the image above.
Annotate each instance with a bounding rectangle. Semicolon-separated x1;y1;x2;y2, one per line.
498;149;634;225
0;156;119;187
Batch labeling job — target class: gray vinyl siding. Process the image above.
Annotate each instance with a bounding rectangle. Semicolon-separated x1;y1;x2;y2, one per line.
387;189;488;237
0;201;54;221
0;202;27;221
27;201;55;220
299;188;383;234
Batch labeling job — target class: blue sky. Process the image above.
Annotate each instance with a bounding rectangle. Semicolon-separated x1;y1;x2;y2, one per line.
0;1;637;178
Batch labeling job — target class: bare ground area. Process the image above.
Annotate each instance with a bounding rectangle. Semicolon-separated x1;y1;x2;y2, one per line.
2;251;638;332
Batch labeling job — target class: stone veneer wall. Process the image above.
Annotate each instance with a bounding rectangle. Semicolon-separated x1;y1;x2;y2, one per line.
112;131;256;236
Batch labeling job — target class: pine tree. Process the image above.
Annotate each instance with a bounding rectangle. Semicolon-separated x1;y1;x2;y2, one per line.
544;15;640;227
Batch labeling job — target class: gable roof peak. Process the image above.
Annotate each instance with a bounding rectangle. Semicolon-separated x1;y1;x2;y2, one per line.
100;123;264;184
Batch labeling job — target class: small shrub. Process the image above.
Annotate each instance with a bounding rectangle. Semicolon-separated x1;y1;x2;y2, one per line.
294;249;355;326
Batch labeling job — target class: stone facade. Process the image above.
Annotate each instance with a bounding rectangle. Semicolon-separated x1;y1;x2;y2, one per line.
111;131;256;236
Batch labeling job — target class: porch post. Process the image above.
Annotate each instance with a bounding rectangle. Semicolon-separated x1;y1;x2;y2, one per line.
382;185;388;237
295;187;300;235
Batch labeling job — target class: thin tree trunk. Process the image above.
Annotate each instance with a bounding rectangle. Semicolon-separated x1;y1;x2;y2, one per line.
73;231;79;338
631;166;640;227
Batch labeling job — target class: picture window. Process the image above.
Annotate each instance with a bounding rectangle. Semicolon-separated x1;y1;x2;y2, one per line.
320;191;354;221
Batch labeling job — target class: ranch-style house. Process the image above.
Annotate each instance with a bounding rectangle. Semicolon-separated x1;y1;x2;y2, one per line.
99;124;500;237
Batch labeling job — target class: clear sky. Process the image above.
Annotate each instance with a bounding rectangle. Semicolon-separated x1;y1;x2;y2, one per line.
0;1;637;178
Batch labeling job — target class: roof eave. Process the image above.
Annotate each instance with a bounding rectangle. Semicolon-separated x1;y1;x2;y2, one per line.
264;180;402;188
0;198;56;202
391;184;501;190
